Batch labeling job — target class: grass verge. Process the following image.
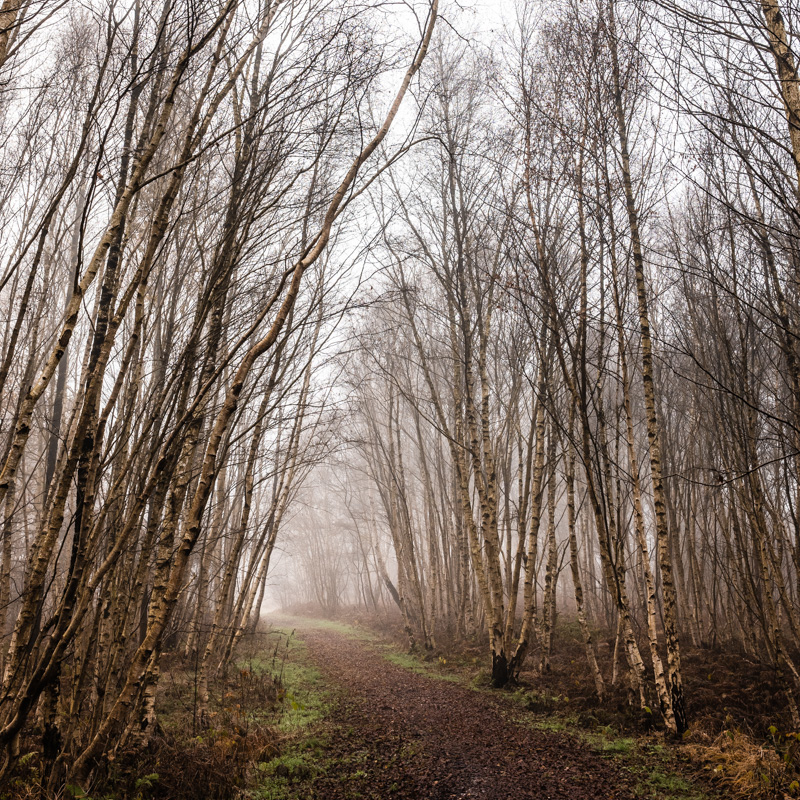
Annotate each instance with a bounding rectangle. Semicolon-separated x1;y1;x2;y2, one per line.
249;628;333;800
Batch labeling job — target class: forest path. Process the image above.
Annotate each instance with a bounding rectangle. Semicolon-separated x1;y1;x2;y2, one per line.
277;617;635;800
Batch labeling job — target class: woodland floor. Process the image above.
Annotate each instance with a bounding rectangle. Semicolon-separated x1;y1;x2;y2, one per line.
285;619;634;799
8;616;772;799
255;616;712;800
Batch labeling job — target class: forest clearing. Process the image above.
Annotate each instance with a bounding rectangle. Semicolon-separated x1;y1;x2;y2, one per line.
3;0;800;797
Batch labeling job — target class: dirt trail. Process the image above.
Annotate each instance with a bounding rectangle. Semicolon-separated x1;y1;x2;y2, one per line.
288;620;635;800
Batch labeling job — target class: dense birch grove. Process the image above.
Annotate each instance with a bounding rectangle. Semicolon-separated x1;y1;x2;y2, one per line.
277;0;800;739
3;0;800;789
0;0;438;785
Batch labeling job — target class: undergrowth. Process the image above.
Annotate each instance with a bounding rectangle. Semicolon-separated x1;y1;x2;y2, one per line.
1;628;331;800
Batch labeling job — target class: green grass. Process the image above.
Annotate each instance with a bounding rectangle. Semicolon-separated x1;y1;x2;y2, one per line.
531;716;573;733
578;727;709;799
269;616;374;640
638;769;705;800
278;659;329;731
250;625;395;800
589;732;637;756
381;649;460;682
250;629;334;799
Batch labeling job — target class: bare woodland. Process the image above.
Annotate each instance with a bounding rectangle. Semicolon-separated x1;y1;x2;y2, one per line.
2;0;800;792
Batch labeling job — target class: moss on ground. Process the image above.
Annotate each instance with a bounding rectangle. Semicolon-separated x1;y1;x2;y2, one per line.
250;629;333;799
